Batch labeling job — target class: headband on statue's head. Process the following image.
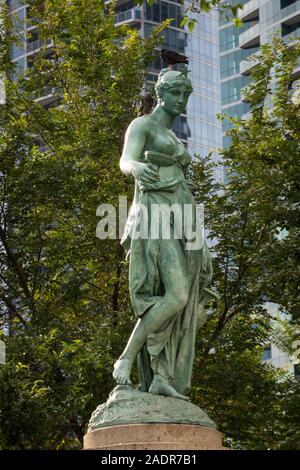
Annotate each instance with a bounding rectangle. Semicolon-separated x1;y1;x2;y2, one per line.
155;67;193;99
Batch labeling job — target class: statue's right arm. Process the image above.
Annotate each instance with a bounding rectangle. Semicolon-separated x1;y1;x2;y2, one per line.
120;118;159;184
120;117;148;175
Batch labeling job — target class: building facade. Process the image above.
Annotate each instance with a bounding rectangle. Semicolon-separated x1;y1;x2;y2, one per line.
7;0;222;159
262;303;299;377
219;0;300;147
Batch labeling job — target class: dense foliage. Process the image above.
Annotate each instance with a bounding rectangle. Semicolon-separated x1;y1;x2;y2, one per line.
0;0;164;449
0;2;299;450
190;38;300;449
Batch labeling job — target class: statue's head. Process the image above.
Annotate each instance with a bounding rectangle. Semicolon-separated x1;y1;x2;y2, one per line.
155;68;193;117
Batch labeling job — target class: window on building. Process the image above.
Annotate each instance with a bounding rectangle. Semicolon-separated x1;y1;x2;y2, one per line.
223;135;232;148
153;3;160;23
10;6;26;33
144;2;184;29
219;0;249;26
10;31;25;60
262;345;272;361
220;47;259;79
219;26;239;52
280;0;297;9
10;56;25;82
7;0;23;11
281;21;300;37
220;19;260;53
222;102;250;120
221;76;250;105
161;2;168;22
115;1;134;14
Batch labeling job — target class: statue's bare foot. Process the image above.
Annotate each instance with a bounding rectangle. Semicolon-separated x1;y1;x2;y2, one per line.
149;374;190;401
113;358;132;385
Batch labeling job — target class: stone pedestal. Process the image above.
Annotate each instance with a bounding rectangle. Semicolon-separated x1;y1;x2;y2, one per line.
84;423;225;450
84;386;226;450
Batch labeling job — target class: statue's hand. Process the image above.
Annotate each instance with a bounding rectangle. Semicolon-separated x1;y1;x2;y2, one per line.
131;161;159;184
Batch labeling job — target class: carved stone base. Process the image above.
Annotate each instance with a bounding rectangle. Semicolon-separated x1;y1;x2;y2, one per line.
84;423;225;450
87;385;216;430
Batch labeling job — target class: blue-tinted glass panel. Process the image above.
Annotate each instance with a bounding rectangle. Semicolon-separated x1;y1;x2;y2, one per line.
221;47;259;78
262;346;272;361
221;76;250;105
115;1;134;13
10;32;25;59
219;20;259;52
8;0;24;11
11;6;25;32
143;1;184;29
281;0;297;8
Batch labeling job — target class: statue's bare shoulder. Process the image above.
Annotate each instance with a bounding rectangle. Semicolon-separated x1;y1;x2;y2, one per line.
125;114;152;138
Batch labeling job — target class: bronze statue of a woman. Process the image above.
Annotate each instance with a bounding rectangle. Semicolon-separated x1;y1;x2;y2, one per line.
113;68;213;402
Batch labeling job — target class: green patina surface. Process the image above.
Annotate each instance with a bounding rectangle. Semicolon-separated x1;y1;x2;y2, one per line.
88;385;216;431
91;68;217;428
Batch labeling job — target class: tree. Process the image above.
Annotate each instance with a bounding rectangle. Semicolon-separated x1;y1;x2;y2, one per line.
0;0;164;449
0;2;299;450
189;37;300;449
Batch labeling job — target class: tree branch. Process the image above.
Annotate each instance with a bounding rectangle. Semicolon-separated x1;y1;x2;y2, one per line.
0;225;33;307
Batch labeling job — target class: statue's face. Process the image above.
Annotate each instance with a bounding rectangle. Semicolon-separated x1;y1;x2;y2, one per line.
160;85;190;117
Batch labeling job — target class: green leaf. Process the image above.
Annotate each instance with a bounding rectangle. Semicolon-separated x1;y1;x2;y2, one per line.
180;16;189;28
233;17;244;29
188;20;195;33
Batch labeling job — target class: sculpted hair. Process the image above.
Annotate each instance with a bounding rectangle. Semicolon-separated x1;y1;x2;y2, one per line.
155;68;193;101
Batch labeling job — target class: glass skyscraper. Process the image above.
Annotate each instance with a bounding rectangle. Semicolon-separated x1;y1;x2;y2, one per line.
219;0;300;147
6;0;222;159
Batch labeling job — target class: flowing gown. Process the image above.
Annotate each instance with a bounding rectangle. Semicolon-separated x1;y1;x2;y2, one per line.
121;140;212;396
